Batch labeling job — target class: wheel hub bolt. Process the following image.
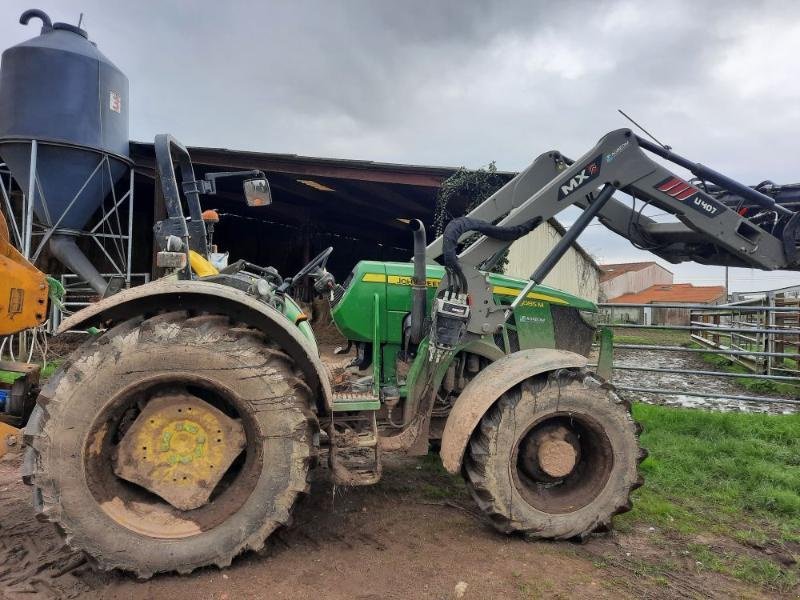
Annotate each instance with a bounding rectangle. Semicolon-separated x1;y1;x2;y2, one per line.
538;439;577;478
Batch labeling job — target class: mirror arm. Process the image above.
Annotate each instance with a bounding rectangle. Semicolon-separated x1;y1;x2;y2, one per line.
181;170;267;196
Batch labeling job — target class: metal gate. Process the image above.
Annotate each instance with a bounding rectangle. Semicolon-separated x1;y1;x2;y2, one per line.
596;302;800;408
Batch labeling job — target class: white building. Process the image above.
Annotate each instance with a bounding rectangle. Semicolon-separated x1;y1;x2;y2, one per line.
506;219;601;302
599;261;673;301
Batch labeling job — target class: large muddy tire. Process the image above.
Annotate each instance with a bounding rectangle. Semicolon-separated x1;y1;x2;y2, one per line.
464;369;644;539
23;311;318;577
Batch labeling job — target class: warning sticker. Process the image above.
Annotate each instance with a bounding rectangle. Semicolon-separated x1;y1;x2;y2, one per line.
9;288;23;316
109;91;122;113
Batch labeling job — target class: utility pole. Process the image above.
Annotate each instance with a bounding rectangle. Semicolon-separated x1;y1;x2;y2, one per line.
724;266;729;302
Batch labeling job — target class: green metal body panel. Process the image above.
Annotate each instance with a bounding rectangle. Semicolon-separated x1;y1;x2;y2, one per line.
330;259;597;409
596;327;614;381
282;295;317;348
331;260;596;346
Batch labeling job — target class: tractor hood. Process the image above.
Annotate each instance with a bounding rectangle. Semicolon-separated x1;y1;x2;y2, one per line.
331;260;597;344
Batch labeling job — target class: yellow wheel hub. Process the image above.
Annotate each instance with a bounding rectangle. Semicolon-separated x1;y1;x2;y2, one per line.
161;420;207;463
113;393;246;511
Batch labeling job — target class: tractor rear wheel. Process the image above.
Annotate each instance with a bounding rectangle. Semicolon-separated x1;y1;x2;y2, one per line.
464;369;644;539
23;311;318;577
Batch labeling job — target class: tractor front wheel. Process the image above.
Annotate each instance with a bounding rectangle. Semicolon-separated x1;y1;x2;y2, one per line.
464;369;644;539
23;311;317;577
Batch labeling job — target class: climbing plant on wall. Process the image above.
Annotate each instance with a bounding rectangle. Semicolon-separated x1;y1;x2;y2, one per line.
433;162;511;273
434;162;599;294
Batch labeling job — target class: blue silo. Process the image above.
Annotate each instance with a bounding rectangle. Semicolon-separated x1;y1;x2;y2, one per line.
0;9;131;296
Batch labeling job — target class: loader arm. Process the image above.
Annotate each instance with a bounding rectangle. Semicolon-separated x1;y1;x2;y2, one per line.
427;128;800;341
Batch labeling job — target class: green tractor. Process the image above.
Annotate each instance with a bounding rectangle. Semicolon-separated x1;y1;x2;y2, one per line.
22;134;644;577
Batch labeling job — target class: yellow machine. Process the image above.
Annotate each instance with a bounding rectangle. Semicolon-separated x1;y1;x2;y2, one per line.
0;210;48;457
0;210;48;335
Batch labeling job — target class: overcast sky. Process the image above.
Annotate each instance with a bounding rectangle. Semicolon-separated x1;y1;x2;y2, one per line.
4;0;800;293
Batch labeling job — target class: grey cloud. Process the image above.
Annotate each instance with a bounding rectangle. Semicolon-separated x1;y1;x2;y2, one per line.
1;0;799;292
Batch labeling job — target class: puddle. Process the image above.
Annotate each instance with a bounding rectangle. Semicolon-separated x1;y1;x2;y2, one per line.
608;348;798;415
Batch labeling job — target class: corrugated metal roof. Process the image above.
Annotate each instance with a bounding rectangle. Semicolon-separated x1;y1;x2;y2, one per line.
608;283;725;304
129;141;501;187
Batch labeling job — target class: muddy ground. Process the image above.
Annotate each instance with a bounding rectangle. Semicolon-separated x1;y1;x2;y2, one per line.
612;348;798;415
0;452;780;600
0;329;794;598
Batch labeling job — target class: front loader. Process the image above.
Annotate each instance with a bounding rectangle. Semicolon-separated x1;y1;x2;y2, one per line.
20;129;800;576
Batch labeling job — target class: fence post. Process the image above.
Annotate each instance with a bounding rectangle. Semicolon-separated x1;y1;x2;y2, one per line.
764;294;783;375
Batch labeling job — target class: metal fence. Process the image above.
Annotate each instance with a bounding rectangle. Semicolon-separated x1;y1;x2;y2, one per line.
596;302;800;407
49;272;151;332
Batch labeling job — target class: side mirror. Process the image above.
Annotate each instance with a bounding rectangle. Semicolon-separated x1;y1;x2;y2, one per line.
243;178;272;207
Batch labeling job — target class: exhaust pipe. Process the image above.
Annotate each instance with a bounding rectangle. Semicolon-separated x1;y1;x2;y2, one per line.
409;219;427;345
49;234;110;297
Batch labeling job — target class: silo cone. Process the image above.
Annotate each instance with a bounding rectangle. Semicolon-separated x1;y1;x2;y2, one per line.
0;9;131;297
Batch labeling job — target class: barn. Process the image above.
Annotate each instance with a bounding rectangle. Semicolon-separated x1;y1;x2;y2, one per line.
1;142;604;315
130;143;603;301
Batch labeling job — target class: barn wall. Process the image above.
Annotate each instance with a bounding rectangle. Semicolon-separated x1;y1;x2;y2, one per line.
651;299;725;325
505;222;600;301
600;306;642;323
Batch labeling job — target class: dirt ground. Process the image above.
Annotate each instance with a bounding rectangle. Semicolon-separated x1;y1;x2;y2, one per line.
0;328;792;599
0;451;778;600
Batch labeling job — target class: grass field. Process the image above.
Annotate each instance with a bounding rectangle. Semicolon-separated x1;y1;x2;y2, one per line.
617;404;799;591
699;349;800;397
610;326;692;347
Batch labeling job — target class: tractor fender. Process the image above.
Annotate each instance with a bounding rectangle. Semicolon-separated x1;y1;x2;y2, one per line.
461;337;506;362
439;348;587;474
57;279;333;413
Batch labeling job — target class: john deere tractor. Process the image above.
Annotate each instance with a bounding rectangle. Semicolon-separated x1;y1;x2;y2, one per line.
23;128;800;576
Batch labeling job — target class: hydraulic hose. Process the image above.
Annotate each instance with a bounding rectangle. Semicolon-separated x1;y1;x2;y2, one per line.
441;216;543;293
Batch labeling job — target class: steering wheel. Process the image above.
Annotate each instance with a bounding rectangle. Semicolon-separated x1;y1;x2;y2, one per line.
277;246;333;293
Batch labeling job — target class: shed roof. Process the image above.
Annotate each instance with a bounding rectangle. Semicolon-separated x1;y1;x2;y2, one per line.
608;283;725;304
129;141;598;268
130;142;464;187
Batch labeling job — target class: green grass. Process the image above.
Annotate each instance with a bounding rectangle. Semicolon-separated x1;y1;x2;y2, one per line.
610;327;692;347
698;350;800;397
689;542;797;592
618;404;799;592
625;404;799;540
40;360;59;379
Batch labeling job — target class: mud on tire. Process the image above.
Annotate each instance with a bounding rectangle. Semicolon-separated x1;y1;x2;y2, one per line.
464;368;645;539
22;311;318;578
